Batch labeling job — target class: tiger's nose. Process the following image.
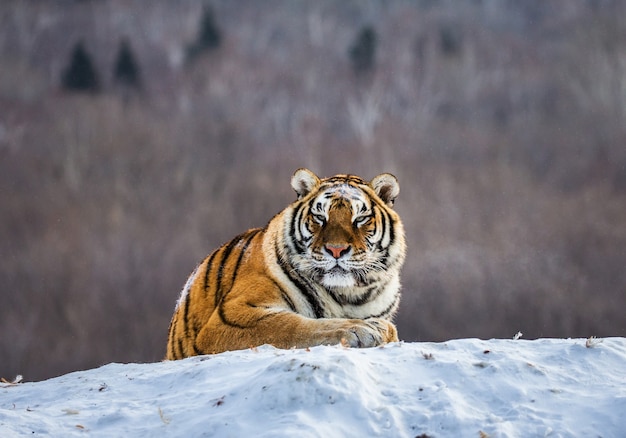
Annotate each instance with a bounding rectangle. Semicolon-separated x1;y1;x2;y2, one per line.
324;244;351;259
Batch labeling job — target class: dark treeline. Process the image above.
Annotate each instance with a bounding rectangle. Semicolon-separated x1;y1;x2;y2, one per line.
1;0;625;381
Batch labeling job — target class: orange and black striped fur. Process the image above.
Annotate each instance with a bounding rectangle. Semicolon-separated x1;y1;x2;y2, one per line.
166;168;406;359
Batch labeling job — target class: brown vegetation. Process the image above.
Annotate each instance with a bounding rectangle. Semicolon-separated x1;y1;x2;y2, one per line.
1;0;625;381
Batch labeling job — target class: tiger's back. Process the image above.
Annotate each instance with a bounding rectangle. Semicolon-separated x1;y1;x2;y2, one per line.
166;168;406;360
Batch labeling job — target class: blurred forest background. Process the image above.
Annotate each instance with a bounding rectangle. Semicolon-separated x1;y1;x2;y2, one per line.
1;0;626;381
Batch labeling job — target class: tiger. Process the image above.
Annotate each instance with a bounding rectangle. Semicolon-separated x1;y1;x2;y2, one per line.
166;168;406;360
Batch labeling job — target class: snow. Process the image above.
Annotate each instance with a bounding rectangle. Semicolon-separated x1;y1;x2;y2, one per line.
2;338;626;437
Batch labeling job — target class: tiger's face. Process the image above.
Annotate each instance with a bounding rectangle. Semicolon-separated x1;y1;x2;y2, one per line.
288;169;405;290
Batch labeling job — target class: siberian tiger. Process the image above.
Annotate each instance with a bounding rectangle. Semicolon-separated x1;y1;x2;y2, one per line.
166;168;406;360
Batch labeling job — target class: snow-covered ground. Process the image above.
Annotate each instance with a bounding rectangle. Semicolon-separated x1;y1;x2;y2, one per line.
1;338;625;437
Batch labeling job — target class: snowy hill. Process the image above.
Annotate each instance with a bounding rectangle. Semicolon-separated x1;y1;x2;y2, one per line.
1;338;625;437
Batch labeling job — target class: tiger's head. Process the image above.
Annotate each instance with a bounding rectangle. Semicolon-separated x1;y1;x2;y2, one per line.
286;168;406;290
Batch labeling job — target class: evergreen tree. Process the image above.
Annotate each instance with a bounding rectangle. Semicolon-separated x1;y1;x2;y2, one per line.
186;6;222;63
113;38;141;90
61;42;100;93
439;24;462;56
349;26;377;74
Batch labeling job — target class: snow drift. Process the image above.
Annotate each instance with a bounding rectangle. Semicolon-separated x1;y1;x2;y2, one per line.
2;338;625;437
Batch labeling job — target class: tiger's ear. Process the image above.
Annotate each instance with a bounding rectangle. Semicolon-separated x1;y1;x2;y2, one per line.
291;168;320;199
371;173;400;207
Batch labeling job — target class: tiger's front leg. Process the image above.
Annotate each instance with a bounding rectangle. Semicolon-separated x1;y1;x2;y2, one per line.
194;292;398;354
312;316;399;348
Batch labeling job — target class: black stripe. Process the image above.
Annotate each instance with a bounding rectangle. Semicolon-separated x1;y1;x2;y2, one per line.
350;284;381;306
182;288;193;342
218;301;248;329
289;207;298;242
230;229;261;286
192;341;202;356
327;288;347;306
291;272;324;318
177;338;184;359
387;212;396;250
167;315;178;359
372;192;396;251
214;233;246;306
382;212;396;266
375;208;395;266
325;175;366;185
203;251;219;299
190;315;201;341
274;239;325;318
327;283;380;307
282;290;297;312
290;204;307;254
270;278;297;312
371;294;400;319
218;295;285;331
376;207;387;252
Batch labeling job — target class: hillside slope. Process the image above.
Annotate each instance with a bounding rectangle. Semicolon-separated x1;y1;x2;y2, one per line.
1;338;625;437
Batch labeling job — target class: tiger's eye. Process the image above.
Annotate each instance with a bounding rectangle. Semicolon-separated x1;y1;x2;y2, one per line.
354;216;370;227
312;214;326;225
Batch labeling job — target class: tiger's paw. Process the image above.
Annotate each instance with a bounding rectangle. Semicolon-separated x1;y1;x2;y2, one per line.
365;318;399;343
333;318;398;348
